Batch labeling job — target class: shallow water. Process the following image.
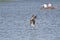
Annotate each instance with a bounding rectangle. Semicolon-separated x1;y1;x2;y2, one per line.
0;0;60;40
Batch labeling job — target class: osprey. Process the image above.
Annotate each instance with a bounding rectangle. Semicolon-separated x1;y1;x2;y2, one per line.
30;15;36;27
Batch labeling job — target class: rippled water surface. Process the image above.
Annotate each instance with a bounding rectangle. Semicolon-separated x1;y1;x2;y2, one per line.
0;0;60;40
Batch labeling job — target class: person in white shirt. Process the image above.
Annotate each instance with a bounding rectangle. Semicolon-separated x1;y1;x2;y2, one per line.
48;2;52;8
42;4;47;8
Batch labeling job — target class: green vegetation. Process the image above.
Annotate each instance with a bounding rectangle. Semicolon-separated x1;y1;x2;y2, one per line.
0;0;16;2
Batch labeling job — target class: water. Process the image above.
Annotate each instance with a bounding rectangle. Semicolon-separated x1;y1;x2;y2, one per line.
0;0;60;40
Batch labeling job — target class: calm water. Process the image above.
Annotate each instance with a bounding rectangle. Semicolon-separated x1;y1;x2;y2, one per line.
0;0;60;40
